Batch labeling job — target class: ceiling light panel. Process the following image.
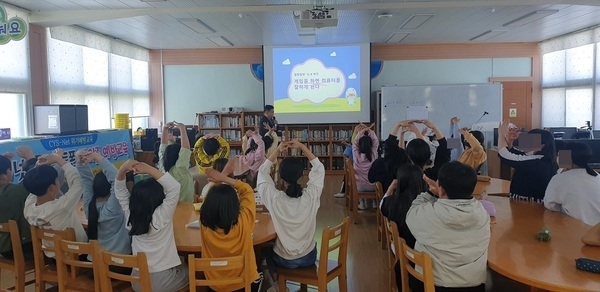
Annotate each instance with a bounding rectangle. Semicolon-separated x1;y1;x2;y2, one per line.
399;14;434;29
178;19;215;34
208;36;233;47
470;30;508;41
503;10;559;27
386;32;410;43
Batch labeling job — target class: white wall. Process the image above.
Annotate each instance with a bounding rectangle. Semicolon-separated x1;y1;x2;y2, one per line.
162;58;532;124
164;64;264;124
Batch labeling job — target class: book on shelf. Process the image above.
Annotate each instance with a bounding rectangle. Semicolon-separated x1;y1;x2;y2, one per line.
332;129;353;141
332;157;344;170
244;114;263;127
309;129;330;141
222;116;240;128
332;144;345;155
229;148;241;158
221;129;241;141
200;115;219;128
310;144;329;156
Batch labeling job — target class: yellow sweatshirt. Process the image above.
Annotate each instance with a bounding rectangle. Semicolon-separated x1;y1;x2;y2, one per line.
458;131;487;170
194;136;230;174
200;180;258;291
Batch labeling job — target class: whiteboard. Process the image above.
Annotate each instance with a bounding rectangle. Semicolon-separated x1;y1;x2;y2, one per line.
380;84;502;139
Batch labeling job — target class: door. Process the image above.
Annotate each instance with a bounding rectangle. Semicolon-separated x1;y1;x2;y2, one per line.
501;81;532;130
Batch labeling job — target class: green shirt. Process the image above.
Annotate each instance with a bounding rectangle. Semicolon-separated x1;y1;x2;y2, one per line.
0;183;32;253
158;144;195;203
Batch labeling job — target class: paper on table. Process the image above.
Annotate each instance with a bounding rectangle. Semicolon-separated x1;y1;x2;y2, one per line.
407;106;428;120
185;220;200;229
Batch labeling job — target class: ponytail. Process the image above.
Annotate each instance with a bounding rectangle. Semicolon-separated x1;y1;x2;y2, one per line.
245;139;258;155
86;194;101;240
285;182;303;198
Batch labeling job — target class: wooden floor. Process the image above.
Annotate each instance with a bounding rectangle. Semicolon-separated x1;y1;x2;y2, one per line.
1;174;530;292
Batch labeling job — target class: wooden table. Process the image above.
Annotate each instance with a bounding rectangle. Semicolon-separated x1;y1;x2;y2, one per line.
78;201;276;253
473;178;511;197
487;196;600;291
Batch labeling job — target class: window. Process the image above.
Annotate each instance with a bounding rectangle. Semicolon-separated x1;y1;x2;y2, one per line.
541;31;599;128
47;27;150;131
0;93;28;138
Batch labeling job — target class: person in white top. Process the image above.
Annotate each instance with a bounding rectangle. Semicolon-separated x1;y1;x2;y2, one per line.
545;142;600;226
407;161;490;291
115;160;188;292
23;150;87;258
257;140;325;292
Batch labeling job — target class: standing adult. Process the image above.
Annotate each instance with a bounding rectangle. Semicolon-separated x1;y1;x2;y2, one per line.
259;105;279;137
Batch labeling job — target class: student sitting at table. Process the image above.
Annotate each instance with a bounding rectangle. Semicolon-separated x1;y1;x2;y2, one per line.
244;123;279;158
497;120;557;203
369;120;411;194
407;161;490;292
353;124;379;210
380;164;425;291
200;158;230;200
23;150;88;254
194;133;230;174
257;140;325;292
0;152;33;260
76;150;131;272
159;121;195;202
456;127;487;172
200;168;262;292
115;160;188;292
544;142;600;225
239;128;269;186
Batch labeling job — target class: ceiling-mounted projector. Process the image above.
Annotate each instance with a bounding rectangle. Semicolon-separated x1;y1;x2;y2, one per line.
300;6;338;28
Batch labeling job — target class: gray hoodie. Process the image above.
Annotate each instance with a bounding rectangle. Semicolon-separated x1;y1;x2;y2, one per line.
406;192;490;288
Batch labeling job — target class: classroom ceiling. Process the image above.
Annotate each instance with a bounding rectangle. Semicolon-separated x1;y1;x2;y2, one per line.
6;0;600;49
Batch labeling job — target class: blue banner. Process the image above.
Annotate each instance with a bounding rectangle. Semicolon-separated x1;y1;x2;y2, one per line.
0;130;133;183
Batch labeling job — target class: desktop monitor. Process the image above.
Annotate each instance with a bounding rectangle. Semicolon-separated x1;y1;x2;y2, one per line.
34;105;89;135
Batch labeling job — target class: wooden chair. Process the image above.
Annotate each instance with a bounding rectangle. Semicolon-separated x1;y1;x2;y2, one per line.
187;254;251;292
97;250;151;292
0;220;35;292
399;236;435;292
98;249;189;292
375;182;386;249
344;157;377;224
53;238;99;292
384;219;401;292
277;217;350;292
30;225;75;292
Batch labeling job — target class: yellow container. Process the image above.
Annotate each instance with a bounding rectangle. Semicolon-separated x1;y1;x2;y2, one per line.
114;113;130;129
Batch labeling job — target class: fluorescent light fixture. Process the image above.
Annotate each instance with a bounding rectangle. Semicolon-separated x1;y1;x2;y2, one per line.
399;14;434;29
208;36;233;47
469;30;508;41
503;10;559;27
386;32;410;43
178;18;215;34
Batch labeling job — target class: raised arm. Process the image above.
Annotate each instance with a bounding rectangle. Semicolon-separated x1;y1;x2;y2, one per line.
460;129;484;153
292;140;323;197
75;151;95;215
216;135;230;159
161;122;173;145
134;162;181;229
206;168;255;227
176;122;191;149
422;120;444;140
115;160;138;222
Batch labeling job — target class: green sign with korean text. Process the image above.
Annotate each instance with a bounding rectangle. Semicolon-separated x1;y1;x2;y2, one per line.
0;5;27;45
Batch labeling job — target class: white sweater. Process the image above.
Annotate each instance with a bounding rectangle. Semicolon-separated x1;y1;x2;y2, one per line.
257;158;325;260
544;168;600;226
115;173;181;273
406;192;490;288
24;164;87;257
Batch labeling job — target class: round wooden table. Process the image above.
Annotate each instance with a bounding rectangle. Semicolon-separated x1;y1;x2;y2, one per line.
487;196;600;291
173;203;276;253
78;201;276;253
473;178;511;197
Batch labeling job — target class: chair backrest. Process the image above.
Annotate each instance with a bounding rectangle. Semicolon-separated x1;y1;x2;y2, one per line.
97;250;151;292
375;181;384;201
317;217;350;279
30;225;76;278
0;220;25;270
343;158;358;194
187;254;250;292
54;238;100;291
384;219;399;291
399;239;435;292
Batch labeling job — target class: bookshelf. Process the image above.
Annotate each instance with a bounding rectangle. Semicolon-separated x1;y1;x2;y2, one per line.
196;111;263;158
280;124;355;174
196;112;354;173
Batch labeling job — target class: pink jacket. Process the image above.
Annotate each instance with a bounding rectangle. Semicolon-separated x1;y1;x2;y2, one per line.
352;130;379;187
240;134;266;171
